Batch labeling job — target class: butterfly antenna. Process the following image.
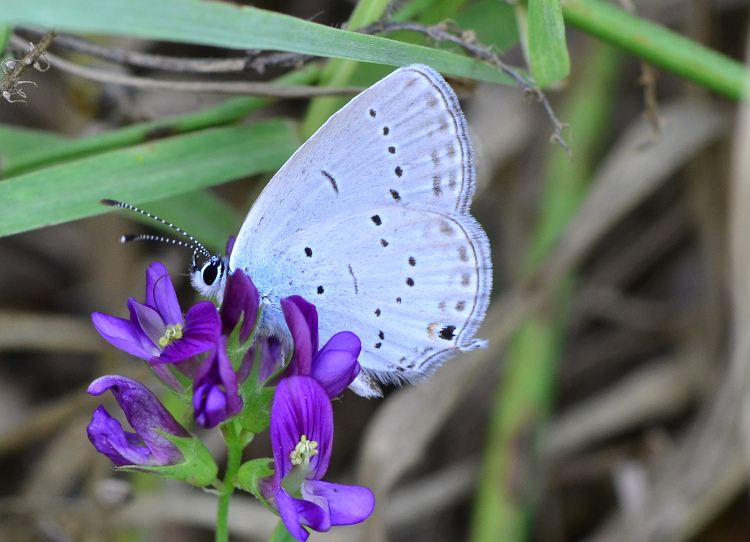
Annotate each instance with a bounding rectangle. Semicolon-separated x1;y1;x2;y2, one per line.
100;199;212;260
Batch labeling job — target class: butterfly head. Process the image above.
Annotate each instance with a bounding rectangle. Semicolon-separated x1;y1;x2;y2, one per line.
190;253;229;300
101;199;231;301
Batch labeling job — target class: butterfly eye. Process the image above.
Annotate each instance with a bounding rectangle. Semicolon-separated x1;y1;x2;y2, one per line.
201;258;222;286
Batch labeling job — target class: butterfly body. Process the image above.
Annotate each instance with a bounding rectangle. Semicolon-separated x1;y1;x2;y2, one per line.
223;65;491;396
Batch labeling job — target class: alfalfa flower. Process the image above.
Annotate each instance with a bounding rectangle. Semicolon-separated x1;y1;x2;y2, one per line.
258;376;374;540
87;375;190;467
281;296;361;397
91;262;220;386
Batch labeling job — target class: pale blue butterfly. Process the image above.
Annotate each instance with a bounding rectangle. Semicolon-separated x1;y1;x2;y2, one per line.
195;65;491;396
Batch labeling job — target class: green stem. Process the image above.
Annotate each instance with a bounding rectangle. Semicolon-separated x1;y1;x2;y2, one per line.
216;427;244;542
562;0;749;100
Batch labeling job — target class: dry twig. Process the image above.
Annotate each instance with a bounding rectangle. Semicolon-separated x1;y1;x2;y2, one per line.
1;30;57;103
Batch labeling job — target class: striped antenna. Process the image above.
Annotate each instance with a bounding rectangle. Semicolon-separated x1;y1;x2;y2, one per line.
100;199;212;260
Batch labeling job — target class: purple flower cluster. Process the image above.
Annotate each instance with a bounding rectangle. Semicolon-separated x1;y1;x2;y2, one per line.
86;261;374;540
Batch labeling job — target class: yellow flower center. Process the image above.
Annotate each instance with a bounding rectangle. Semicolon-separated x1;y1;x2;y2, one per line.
159;323;183;348
290;435;318;466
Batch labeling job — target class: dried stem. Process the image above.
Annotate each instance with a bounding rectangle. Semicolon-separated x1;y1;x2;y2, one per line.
1;30;58;103
20;28;314;74
13;20;569;151
359;20;571;155
8;35;362;98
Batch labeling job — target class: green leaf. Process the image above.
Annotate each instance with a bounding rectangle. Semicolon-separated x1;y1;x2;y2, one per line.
120;432;219;487
238;385;275;435
0;120;299;238
457;0;519;55
236;457;274;498
528;0;570;86
563;0;748;100
0;0;517;85
2;65;320;178
0;124;69;168
0;24;10;55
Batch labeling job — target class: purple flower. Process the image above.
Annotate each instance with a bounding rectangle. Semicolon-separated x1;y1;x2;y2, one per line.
260;376;374;540
247;335;284;383
87;375;190;466
281;296;361;398
193;336;243;428
92;263;220;378
220;269;259;344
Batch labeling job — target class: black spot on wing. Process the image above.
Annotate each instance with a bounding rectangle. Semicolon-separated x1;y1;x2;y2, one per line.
304;247;312;257
439;325;456;340
321;170;338;195
371;215;382;226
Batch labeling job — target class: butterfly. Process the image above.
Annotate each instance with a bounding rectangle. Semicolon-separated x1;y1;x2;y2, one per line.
173;65;491;397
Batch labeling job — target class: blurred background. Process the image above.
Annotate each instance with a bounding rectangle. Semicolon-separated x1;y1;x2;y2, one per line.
1;0;750;540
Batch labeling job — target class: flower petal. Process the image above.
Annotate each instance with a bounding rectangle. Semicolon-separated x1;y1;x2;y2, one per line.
304;479;375;526
92;311;155;360
311;332;362;398
148;358;184;391
280;296;318;375
130;299;167;349
270;377;332;480
276;488;315;541
88;375;189;465
311;350;361;399
316;331;361;359
145;262;182;325
220;270;259;343
247;335;284;384
157;301;220;363
193;337;242;428
86;405;156;466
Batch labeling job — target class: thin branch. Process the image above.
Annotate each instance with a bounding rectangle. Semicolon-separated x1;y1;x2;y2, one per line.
360;20;571;155
14;22;570;152
2;30;58;103
8;35;363;98
19;28;314;74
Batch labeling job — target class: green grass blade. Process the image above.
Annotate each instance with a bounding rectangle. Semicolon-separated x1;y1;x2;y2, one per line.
2;65;320;178
0;0;516;85
0;24;11;54
0;120;299;238
0;124;68;166
528;0;570;86
563;0;749;100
